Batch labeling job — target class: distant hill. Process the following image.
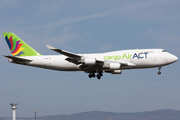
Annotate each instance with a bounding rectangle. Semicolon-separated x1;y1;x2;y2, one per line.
1;109;180;120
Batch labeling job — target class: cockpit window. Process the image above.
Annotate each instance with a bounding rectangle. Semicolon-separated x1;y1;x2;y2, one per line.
162;49;166;52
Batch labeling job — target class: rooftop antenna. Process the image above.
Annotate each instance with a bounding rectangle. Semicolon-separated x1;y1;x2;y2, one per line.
10;103;18;120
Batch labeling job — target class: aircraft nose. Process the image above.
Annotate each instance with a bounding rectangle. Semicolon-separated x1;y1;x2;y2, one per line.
169;54;178;63
174;56;178;61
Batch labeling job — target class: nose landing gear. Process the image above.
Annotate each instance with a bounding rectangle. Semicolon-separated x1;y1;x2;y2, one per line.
158;71;161;75
158;67;162;75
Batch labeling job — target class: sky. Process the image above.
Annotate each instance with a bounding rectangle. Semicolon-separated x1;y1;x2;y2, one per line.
0;0;180;118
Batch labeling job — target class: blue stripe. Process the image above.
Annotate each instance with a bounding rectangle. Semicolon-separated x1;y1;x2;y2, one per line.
5;35;11;50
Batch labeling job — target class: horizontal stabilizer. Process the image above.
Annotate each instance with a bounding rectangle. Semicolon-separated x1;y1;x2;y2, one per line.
3;55;32;62
46;44;82;59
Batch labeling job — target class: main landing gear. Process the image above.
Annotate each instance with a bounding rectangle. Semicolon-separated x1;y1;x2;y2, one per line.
88;72;103;79
88;73;95;78
158;67;162;75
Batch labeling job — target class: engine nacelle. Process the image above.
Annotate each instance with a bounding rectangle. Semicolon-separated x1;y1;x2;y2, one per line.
109;63;121;70
84;58;96;65
111;70;122;74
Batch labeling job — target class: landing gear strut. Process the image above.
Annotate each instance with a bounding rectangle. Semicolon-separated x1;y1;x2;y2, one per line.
97;71;103;80
158;67;162;75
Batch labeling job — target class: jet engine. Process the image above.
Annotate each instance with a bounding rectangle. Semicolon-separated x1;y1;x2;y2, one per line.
84;58;96;65
109;63;121;70
111;70;122;74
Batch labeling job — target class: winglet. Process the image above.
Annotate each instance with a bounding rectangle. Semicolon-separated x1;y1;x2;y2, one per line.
46;44;56;50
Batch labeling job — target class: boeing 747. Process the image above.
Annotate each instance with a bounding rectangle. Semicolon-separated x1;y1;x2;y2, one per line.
3;33;178;79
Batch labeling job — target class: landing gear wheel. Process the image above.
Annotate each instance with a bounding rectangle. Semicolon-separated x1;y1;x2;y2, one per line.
158;71;161;75
97;75;101;80
88;73;96;78
88;74;92;78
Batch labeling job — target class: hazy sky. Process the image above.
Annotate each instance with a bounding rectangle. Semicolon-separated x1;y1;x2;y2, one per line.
0;0;180;118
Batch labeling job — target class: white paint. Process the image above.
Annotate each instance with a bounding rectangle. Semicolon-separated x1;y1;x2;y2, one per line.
15;49;177;73
10;104;17;120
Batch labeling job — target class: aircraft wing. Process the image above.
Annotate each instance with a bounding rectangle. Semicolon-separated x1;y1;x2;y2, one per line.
46;44;136;72
3;55;32;62
46;44;105;64
46;44;81;60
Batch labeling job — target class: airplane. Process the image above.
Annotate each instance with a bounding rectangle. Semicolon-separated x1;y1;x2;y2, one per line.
3;33;178;79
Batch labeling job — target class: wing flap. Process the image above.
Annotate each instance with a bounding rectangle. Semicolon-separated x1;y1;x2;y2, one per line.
65;58;81;65
120;61;136;66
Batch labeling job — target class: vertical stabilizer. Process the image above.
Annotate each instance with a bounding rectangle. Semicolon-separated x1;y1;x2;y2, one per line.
3;33;41;56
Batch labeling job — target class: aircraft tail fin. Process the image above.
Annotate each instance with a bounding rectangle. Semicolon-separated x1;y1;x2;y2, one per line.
3;33;41;56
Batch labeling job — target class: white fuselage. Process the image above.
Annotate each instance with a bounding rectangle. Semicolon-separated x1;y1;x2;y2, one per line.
14;49;178;72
